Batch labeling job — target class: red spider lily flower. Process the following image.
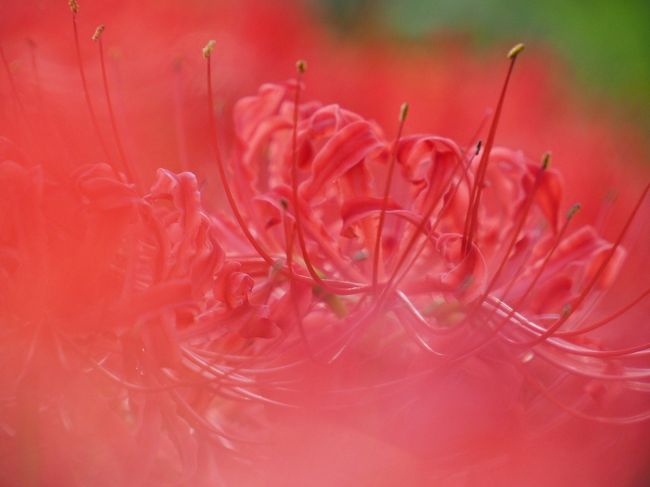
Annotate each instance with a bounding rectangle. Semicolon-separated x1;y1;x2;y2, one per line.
211;57;650;485
1;1;649;486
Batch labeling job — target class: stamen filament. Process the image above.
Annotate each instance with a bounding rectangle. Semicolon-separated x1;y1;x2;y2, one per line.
94;25;138;186
558;286;650;337
289;60;354;296
477;153;550;305
290;61;323;284
526;183;649;345
372;102;409;290
70;7;113;163
204;41;274;266
462;43;524;255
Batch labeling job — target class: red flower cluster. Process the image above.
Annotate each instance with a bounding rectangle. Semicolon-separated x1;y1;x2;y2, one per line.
1;1;649;485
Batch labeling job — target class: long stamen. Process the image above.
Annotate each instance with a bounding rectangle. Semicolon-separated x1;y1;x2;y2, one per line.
476;152;550;306
69;2;113;163
289;61;323;287
372;102;409;290
93;24;138;186
289;60;310;276
558;286;650;337
204;52;364;295
462;43;525;255
526;182;649;345
205;48;362;298
204;40;274;266
509;203;581;314
289;60;351;295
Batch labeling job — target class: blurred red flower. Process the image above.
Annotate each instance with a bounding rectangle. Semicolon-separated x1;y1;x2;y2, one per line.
1;1;648;486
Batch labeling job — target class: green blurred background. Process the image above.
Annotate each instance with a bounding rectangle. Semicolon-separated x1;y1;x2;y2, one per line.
312;0;650;130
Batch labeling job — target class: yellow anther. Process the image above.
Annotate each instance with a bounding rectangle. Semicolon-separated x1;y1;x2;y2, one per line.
202;40;216;59
296;59;307;74
92;24;105;42
507;43;525;59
